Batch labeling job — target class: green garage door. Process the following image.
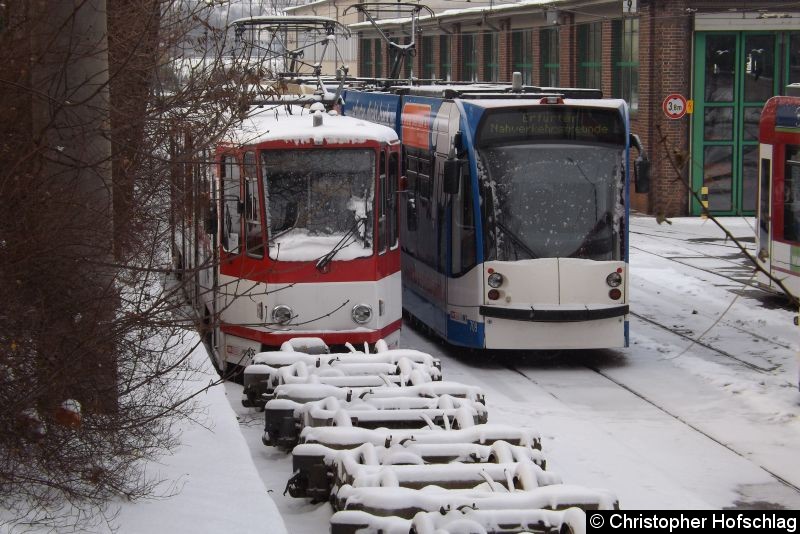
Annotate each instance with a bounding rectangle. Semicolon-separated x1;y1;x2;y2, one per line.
691;32;779;216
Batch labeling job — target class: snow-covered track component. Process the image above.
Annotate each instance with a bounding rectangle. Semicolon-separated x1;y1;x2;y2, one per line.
271;381;485;405
263;394;487;449
333;459;558;497
243;351;442;408
333;483;619;519
330;461;560;510
329;507;587;534
287;440;546;500
299;423;542;450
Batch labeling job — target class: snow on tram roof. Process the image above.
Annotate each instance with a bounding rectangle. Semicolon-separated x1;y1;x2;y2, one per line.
464;97;627;112
224;106;398;147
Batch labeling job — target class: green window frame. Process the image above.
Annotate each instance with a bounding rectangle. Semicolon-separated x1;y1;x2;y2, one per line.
539;28;559;87
613;18;639;112
360;38;373;77
440;35;452;81
462;33;478;81
422;35;435;79
511;29;533;85
483;32;499;82
375;39;383;78
577;22;602;89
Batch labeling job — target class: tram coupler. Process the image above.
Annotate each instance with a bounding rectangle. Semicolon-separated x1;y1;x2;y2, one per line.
288;453;333;500
263;404;298;450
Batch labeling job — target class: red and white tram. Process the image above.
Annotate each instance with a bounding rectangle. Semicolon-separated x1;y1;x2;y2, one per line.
756;95;800;301
173;104;403;373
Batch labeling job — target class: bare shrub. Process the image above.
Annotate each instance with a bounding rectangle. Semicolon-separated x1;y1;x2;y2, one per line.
0;0;253;529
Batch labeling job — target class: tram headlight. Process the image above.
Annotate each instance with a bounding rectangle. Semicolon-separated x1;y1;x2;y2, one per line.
352;304;373;324
606;272;623;287
487;272;504;288
271;305;293;325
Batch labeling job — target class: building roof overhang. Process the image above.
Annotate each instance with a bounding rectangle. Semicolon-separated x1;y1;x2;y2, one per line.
348;0;569;32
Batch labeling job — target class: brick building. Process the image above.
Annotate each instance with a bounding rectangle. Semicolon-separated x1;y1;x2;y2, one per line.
342;0;800;216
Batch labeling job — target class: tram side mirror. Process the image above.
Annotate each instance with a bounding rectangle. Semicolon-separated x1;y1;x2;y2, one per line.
443;158;462;195
630;133;650;194
453;131;465;154
206;204;218;235
406;197;418;232
634;156;651;194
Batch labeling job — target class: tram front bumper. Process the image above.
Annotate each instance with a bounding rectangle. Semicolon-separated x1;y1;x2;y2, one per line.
480;304;629;350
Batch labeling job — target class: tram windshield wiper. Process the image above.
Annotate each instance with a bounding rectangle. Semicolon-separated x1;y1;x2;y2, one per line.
567;156;599;222
315;216;367;272
496;220;538;260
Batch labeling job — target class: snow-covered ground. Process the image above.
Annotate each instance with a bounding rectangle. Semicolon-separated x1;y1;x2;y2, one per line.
113;341;289;534
69;215;799;532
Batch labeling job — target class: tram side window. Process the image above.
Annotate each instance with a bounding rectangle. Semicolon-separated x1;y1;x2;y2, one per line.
406;149;436;266
379;153;388;253
388;152;399;248
243;151;263;258
784;146;800;242
402;150;419;254
221;155;241;254
451;171;477;276
437;167;447;273
378;152;399;253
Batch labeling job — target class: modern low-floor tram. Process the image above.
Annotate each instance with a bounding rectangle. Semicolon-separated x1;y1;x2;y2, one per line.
342;83;649;350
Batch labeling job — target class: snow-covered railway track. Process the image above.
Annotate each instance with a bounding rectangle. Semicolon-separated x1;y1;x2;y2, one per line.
501;360;800;506
630;311;780;373
629;242;760;290
583;365;800;496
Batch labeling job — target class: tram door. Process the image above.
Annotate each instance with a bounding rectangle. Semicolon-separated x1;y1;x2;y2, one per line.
757;152;773;275
692;32;779;215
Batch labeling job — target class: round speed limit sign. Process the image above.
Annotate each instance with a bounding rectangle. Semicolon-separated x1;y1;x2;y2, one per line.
662;94;688;119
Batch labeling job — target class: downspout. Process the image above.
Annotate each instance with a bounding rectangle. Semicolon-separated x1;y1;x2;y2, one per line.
648;0;656;214
687;6;695;215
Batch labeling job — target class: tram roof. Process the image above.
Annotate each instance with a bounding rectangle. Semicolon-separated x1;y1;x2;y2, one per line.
462;97;628;112
365;84;626;111
759;95;800;144
225;106;399;147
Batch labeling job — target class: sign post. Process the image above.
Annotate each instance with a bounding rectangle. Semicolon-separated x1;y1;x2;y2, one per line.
662;94;688;120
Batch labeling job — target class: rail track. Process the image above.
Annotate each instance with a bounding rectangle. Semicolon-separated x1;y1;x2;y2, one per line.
629;311;781;373
629;227;794;376
629;238;758;289
504;361;800;501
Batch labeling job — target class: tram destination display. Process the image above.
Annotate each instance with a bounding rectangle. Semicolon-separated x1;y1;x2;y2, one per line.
478;107;626;146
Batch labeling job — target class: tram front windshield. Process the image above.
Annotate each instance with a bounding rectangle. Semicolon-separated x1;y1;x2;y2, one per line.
262;149;375;261
479;144;622;261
